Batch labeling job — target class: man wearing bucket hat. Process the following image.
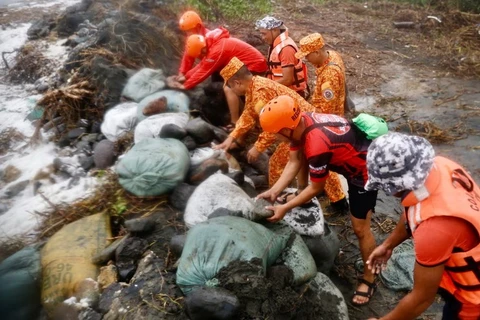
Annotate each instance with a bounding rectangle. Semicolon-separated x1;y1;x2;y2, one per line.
256;95;379;306
214;57;315;189
365;132;480;320
255;16;308;98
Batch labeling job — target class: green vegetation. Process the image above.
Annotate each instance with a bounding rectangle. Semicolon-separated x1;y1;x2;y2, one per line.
179;0;272;21
348;0;479;13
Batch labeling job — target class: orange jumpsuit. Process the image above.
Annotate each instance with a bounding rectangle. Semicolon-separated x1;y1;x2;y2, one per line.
229;76;314;187
309;50;347;202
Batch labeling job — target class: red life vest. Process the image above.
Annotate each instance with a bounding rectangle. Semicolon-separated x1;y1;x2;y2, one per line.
267;30;307;92
402;156;480;305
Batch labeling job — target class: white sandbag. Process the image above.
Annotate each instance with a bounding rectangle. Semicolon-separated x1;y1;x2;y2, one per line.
184;174;255;228
101;102;139;142
190;147;222;166
137;90;190;121
134;112;189;144
122;68;166;102
281;188;325;236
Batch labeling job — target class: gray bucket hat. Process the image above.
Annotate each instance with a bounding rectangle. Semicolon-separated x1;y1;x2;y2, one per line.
365;132;435;195
255;16;284;30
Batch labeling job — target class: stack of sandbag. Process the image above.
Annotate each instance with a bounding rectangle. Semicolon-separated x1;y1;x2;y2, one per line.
40;212;112;316
176;216;317;294
116;138;190;197
100;102;138;142
0;245;42;320
121;68;166;103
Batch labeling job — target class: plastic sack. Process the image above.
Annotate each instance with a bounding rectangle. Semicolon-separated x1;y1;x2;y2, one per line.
121;68;166;102
0;245;42;320
304;273;349;320
380;240;415;291
134;112;189;144
176;216;291;294
41;212;111;316
190;147;222;166
352;113;388;140
279;229;317;285
100;102;139;142
184;174;255;228
116;138;190;197
137;90;190;121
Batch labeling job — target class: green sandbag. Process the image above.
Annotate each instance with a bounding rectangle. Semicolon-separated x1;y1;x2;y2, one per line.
176;216;292;294
116;138;190;197
281;233;317;285
0;245;42;320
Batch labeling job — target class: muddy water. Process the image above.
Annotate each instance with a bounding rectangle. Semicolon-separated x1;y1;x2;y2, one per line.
352;62;480;181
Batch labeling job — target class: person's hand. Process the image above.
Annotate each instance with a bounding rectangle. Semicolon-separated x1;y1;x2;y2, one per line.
366;243;393;275
256;189;279;204
166;75;185;89
176;74;186;82
247;146;260;163
266;204;288;223
213;136;234;151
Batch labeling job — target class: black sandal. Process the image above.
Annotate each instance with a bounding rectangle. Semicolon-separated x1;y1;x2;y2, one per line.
351;278;377;307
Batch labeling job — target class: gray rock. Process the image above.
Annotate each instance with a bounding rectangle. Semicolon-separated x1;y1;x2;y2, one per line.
5;180;29;198
188;158;229;185
75;140;92;154
81;133;98;143
301;223;340;275
90;121;101;134
169;234;186;257
115;237;149;281
186;117;215;145
181;135;197;150
124;218;155;233
78;154;94;171
27;16;56;40
68;127;86;140
92;236;128;265
168;183;196;211
160;123;187;140
79;308;102;320
53;157;85;178
97;282;123;314
43;116;64;132
185;286;240;320
251;198;274;220
93;140;116;169
35;82;49;93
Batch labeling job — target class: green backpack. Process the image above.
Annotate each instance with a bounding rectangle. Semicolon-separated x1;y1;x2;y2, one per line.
352;113;389;139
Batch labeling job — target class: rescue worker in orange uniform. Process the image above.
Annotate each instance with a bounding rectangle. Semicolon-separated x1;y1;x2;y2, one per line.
168;33;267;126
255;16;308;99
365;132;480;320
256;95;379;306
213;57;315;189
295;32;349;213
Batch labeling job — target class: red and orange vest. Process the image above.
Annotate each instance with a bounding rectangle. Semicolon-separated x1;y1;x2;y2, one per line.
402;156;480;305
267;30;307;93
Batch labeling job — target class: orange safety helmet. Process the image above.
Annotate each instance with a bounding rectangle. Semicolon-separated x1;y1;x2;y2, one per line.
259;95;302;133
179;10;203;31
186;34;207;58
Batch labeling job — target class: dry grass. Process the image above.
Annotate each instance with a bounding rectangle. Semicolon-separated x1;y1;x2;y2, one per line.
36;170;168;240
396;119;468;143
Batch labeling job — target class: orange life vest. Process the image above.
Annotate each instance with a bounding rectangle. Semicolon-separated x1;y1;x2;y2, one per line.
267;30;307;92
402;156;480;305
